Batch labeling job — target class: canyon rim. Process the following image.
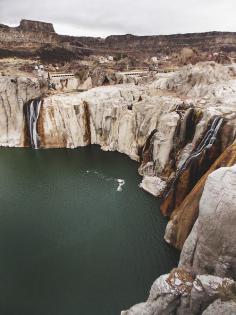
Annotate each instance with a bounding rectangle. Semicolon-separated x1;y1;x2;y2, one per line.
0;5;236;314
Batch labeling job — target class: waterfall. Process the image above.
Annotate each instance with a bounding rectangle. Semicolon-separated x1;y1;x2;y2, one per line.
24;98;42;149
162;116;224;203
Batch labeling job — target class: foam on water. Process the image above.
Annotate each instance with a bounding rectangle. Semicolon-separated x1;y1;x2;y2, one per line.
86;170;125;192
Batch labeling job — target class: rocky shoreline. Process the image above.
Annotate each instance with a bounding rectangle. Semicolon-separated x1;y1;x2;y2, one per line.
0;61;236;314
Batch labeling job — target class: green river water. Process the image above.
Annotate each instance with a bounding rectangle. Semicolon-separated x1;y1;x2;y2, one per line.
0;146;179;315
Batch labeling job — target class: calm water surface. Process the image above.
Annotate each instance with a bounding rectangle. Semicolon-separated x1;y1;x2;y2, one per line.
0;146;179;315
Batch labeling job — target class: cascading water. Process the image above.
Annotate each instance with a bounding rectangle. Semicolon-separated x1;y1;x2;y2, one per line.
24;98;42;149
171;116;224;182
161;116;224;215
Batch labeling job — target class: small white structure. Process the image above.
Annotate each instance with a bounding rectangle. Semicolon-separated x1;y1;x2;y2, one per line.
48;73;78;91
116;70;149;77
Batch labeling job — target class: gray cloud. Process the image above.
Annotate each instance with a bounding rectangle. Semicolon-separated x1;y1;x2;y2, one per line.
0;0;235;37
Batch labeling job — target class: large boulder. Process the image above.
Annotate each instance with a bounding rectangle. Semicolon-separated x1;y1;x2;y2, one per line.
179;165;236;279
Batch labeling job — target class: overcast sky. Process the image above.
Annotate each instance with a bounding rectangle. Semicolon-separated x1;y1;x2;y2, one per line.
0;0;235;38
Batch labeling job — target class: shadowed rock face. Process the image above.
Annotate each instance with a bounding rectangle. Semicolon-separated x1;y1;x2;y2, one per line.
160;116;224;216
164;142;236;250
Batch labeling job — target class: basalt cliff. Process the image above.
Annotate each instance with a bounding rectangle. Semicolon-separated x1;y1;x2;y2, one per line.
77;32;236;56
0;19;91;61
1;20;236;60
1;61;236;314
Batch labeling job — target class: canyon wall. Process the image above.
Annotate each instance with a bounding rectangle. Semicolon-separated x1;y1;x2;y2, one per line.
0;76;40;147
77;32;236;54
0;62;236;314
1;20;236;59
1;62;235;192
0;20;58;45
122;164;236;315
0;19;90;59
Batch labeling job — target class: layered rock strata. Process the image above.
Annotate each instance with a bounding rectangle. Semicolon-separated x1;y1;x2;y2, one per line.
0;19;90;60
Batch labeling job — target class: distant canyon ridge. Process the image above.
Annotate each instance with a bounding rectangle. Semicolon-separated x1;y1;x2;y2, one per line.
1;19;236;61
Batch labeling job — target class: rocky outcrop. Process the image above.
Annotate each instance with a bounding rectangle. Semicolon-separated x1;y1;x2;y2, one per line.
0;76;40;147
156;62;236;215
179;165;236;280
38;85;182;163
19;19;55;33
0;62;235;189
0;19;90;60
121;268;236;315
0;60;236;315
123;164;236;314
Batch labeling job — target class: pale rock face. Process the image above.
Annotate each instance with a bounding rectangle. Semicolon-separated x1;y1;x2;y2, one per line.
140;176;167;197
179;165;236;279
41;85;182;171
152;112;179;171
0;76;40;147
153;62;230;98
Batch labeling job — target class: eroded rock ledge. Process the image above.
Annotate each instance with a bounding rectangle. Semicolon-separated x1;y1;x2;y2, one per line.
0;61;236;314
